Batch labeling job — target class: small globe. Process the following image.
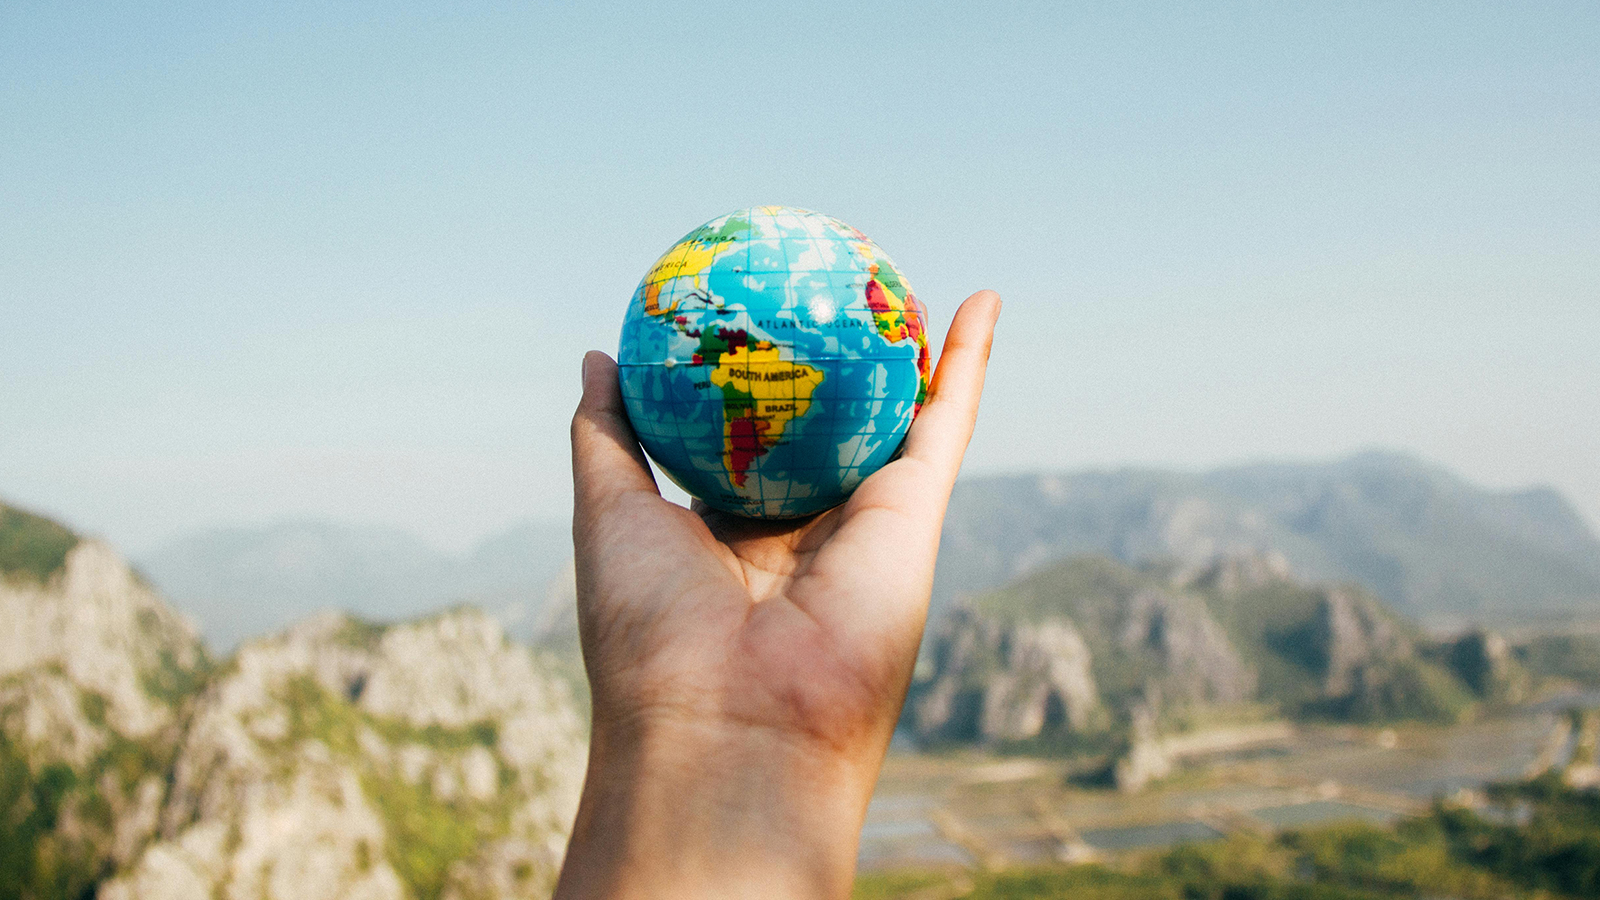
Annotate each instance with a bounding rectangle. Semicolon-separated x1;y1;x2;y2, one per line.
618;206;930;518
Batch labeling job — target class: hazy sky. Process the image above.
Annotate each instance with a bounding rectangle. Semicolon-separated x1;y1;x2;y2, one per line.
3;2;1597;554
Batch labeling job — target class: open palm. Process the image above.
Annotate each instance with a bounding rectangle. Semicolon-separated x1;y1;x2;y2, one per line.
557;290;999;900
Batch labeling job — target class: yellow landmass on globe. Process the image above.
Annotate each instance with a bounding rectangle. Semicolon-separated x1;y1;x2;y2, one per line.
641;230;744;317
708;343;824;487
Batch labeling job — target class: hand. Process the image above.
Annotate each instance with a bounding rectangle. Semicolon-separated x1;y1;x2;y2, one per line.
555;291;1001;900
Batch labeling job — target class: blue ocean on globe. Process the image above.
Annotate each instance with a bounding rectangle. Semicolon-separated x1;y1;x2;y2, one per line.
618;206;931;518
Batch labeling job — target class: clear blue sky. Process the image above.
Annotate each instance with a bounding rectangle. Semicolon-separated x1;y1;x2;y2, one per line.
3;2;1596;553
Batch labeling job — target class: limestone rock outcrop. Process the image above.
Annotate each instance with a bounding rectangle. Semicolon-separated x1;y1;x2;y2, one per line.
912;554;1261;745
1314;587;1409;698
0;539;208;898
1442;628;1531;705
911;551;1481;750
1117;588;1255;705
3;500;591;900
1306;587;1472;723
1;540;205;743
102;609;586;900
1175;550;1293;596
914;609;1100;742
1112;703;1173;794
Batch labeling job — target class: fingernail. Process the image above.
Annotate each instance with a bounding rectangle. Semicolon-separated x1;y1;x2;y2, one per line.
581;351;593;387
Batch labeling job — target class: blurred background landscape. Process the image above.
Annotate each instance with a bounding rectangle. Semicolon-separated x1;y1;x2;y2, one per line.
3;3;1597;899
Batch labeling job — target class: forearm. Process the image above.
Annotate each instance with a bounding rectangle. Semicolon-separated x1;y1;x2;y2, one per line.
554;718;881;900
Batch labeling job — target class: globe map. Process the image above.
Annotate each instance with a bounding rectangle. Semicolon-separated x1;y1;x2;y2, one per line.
618;206;931;518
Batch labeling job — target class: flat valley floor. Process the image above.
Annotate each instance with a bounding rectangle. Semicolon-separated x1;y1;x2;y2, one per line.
858;701;1593;875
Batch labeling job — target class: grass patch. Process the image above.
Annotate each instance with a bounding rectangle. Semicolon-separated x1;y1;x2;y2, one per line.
334;616;387;651
0;732;99;900
0;679;182;900
0;503;78;585
368;769;508;900
854;777;1600;899
851;871;958;900
138;646;211;708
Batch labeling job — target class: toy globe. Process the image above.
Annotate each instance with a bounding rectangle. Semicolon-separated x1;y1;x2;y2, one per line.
618;206;930;518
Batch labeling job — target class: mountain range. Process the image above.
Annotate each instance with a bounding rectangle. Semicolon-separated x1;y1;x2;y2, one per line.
4;448;1600;893
129;451;1600;653
934;450;1600;622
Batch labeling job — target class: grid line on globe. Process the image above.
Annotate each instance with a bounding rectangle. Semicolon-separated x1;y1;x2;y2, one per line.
618;206;930;519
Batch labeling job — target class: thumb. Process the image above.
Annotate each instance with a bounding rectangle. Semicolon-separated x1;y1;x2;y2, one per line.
570;352;659;521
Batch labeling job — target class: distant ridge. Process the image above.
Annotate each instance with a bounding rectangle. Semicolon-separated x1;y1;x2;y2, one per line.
138;517;571;650
934;451;1600;620
125;451;1600;648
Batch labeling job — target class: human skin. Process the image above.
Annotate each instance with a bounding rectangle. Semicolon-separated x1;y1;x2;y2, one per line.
554;290;1001;900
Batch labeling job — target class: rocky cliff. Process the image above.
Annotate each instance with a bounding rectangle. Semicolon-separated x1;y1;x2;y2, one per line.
914;608;1101;743
912;555;1264;746
911;553;1478;754
102;610;585;900
1438;628;1531;706
1;512;208;899
0;502;586;900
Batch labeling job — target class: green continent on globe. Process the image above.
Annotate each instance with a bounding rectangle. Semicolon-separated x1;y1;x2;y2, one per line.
618;206;930;519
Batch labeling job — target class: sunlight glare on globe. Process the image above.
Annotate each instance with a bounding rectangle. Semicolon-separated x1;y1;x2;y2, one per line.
618;206;931;519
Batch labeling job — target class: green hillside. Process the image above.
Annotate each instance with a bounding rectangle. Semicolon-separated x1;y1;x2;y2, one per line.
0;502;78;584
1196;580;1331;710
963;555;1472;726
855;776;1600;900
1202;579;1473;721
975;555;1156;642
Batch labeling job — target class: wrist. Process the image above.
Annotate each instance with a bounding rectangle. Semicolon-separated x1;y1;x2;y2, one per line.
555;714;883;900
